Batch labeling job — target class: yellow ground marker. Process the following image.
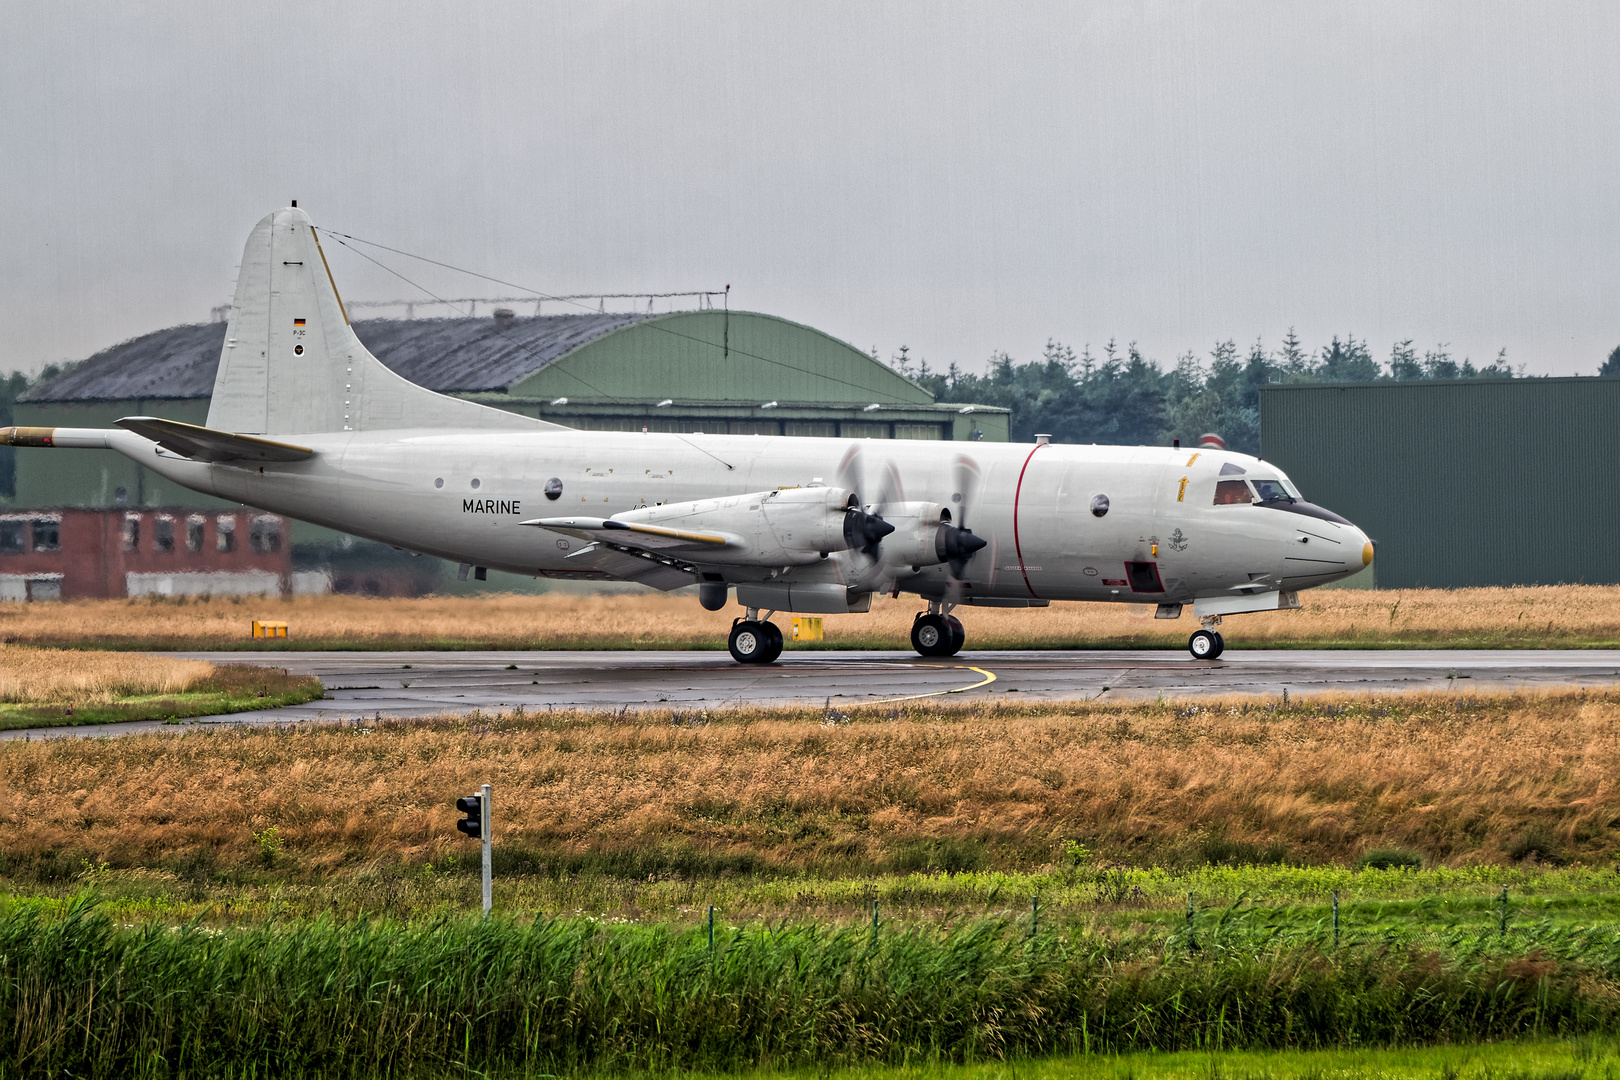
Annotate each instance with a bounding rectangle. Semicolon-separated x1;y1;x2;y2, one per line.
870;664;997;704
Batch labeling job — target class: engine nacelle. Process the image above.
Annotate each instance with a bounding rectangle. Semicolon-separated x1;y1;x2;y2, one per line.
614;485;860;564
872;501;951;567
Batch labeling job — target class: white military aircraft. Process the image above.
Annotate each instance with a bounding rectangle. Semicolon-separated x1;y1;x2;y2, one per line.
2;207;1372;663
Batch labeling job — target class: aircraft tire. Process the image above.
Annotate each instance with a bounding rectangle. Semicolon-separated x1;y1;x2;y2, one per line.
729;620;775;664
1210;632;1225;659
912;614;955;657
760;620;784;663
944;615;965;656
1188;630;1218;660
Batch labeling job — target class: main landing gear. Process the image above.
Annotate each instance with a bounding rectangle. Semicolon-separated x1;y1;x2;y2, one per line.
912;603;965;658
728;610;784;665
1188;615;1225;660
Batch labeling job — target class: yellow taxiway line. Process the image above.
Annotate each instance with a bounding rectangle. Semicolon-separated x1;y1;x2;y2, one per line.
869;664;997;704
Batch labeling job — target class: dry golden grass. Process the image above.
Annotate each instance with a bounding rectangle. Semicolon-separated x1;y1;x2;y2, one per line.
3;583;1620;649
3;689;1617;877
0;645;214;704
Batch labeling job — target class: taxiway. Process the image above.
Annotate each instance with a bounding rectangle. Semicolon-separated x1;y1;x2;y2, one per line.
5;647;1619;740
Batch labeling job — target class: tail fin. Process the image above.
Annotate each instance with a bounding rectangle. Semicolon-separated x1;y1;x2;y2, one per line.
207;206;553;436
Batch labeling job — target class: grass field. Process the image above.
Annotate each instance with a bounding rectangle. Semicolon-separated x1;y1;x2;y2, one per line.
732;1042;1620;1080
2;896;1617;1078
6;688;1620;1076
4;583;1620;650
0;645;325;729
2;689;1617;893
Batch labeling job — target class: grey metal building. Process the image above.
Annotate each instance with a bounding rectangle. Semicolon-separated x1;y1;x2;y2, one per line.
1260;377;1620;589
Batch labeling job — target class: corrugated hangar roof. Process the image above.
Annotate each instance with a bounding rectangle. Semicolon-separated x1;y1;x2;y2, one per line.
23;313;651;402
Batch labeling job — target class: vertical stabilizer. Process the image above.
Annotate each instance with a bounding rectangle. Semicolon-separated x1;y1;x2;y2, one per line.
208;207;552;436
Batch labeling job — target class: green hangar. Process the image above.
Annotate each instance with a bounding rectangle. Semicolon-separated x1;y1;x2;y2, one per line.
11;309;1008;513
1261;377;1619;589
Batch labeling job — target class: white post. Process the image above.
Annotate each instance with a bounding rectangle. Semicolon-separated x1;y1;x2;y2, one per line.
480;782;492;917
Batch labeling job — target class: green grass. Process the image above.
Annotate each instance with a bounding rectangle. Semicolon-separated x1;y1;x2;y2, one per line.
10;860;1620;928
8;864;1620;1076
4;897;1620;1079
0;665;324;730
698;1040;1620;1080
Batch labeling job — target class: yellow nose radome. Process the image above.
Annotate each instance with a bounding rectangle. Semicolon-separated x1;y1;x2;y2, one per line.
1362;541;1375;567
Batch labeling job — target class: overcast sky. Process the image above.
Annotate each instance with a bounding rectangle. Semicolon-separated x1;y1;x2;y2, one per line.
2;1;1616;379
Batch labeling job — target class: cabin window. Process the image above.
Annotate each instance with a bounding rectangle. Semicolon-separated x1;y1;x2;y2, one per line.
0;521;24;554
153;517;175;553
1213;480;1251;505
31;519;59;551
1251;479;1291;502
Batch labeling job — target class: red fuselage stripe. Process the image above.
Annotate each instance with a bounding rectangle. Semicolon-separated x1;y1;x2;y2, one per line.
1011;442;1049;598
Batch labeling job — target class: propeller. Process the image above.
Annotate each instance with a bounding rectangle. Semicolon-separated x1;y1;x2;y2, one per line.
834;445;901;558
939;455;988;578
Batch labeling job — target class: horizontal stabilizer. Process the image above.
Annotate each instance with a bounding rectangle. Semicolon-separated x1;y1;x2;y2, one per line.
115;416;315;463
524;516;738;550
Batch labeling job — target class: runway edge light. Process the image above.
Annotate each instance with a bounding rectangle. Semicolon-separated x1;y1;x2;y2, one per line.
455;793;483;837
455;786;493;917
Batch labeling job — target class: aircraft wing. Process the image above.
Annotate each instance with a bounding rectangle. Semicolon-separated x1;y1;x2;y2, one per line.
115;417;316;463
523;516;742;551
547;542;698;591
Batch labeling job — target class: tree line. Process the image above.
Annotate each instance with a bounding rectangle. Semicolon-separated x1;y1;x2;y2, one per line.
892;333;1531;455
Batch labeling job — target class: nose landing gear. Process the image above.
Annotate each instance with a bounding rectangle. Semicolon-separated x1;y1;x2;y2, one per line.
1188;615;1225;660
912;602;965;657
729;609;784;664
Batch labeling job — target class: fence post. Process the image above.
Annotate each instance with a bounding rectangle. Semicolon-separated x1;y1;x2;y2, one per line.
1500;885;1509;938
708;905;715;952
871;900;879;947
1332;890;1340;949
1032;894;1040;939
1186;893;1196;954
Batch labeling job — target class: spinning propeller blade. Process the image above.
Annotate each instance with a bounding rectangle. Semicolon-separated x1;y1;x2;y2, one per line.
942;455;989;578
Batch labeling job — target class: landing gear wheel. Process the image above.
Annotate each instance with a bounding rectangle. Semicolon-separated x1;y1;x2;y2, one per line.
729;620;777;664
1210;632;1225;659
944;615;965;656
1188;629;1218;660
760;620;784;663
912;614;955;657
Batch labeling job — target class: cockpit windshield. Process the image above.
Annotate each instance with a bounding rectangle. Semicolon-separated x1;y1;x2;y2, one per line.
1250;478;1292;502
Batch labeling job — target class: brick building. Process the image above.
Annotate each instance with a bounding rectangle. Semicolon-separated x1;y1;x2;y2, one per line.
0;507;293;600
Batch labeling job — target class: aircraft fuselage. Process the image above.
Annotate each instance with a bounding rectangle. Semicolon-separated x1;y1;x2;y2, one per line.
116;426;1368;604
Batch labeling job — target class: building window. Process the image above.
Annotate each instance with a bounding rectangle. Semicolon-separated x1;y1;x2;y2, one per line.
893;423;943;440
153;516;175;553
186;516;205;553
121;514;141;552
250;516;282;553
216;515;236;553
0;521;24;554
784;421;838;438
839;421;891;439
31;519;59;551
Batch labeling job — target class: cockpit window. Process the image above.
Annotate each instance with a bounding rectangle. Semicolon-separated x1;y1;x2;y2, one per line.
1213;480;1252;505
1251;478;1292;502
